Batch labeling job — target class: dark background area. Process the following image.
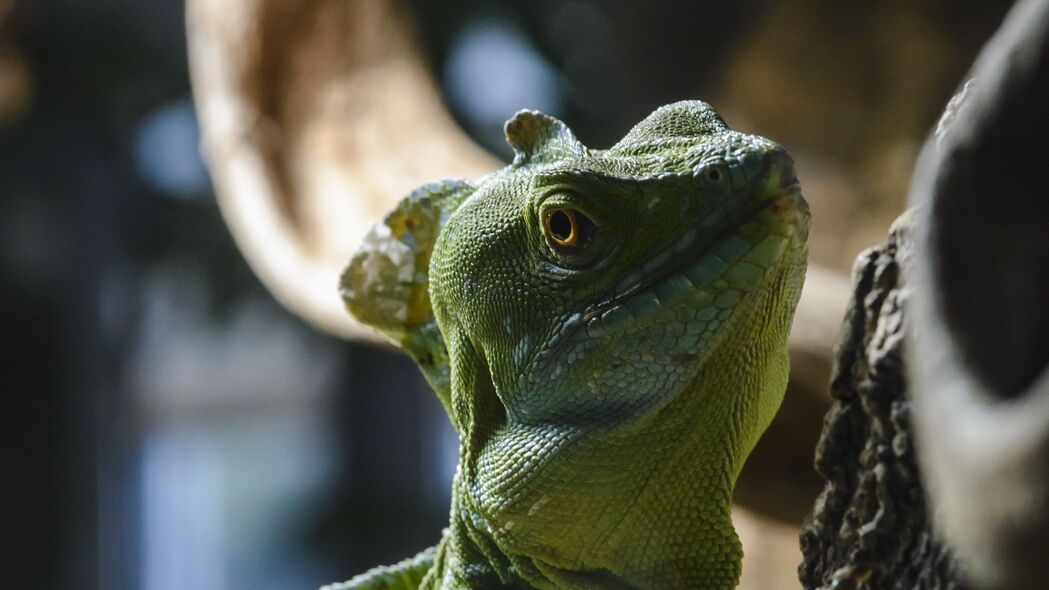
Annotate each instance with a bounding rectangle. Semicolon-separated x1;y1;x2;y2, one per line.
0;1;1012;588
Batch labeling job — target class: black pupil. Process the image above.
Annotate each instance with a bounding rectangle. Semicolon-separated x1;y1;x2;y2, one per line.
550;210;573;241
708;169;721;181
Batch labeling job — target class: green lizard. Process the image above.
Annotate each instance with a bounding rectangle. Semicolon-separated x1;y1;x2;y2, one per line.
334;101;809;589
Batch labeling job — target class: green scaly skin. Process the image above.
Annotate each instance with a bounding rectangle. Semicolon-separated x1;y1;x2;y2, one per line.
332;101;809;589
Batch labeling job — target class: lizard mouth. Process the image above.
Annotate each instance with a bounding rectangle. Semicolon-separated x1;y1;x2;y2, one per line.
576;177;806;341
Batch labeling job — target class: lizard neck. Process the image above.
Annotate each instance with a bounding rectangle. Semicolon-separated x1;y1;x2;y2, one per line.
433;287;793;589
435;437;743;589
431;359;760;589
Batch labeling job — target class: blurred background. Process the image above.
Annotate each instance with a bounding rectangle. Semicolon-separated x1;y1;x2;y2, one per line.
0;0;1014;589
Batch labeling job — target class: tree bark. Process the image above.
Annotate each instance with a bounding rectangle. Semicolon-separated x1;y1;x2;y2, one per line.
799;214;967;589
802;1;1049;587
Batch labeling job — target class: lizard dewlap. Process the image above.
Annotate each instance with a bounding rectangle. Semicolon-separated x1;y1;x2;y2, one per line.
336;101;809;589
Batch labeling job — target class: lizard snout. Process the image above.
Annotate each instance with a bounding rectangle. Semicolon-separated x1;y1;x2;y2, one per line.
748;147;799;202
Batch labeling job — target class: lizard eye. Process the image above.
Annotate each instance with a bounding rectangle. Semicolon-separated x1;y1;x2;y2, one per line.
544;207;596;249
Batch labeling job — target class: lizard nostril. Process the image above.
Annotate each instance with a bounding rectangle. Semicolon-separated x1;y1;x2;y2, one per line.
749;149;798;201
763;150;796;183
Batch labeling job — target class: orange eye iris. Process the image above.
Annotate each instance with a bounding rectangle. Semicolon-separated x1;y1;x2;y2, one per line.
542;205;605;266
546;208;578;246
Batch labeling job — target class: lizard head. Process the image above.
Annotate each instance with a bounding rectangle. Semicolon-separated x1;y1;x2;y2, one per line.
342;101;808;585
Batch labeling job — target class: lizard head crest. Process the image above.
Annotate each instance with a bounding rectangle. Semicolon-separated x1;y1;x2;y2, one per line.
611;100;729;150
504;109;587;166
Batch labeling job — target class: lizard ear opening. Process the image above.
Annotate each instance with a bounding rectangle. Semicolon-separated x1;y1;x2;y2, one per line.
340;179;475;418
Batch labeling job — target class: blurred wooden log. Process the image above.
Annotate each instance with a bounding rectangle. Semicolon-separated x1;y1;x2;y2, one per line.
187;0;496;341
186;0;847;524
907;0;1049;587
0;0;31;126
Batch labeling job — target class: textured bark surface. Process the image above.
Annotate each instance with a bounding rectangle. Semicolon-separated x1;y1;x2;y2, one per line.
798;215;967;590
